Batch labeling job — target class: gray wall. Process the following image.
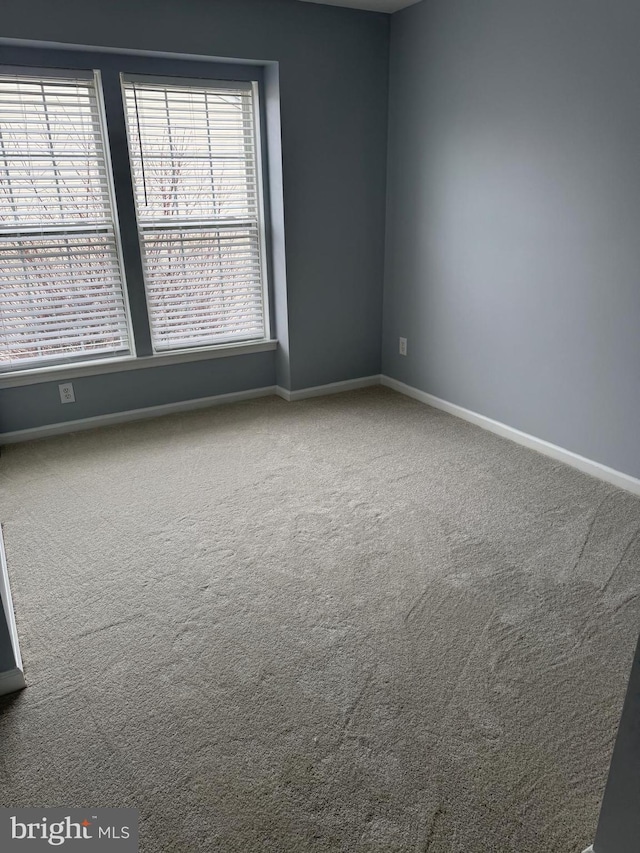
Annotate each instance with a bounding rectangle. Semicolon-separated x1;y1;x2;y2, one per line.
0;353;275;433
383;0;640;479
594;632;640;853
0;0;389;433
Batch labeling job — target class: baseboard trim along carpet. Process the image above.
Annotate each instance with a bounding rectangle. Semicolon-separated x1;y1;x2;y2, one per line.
0;385;278;445
381;375;640;498
276;375;381;402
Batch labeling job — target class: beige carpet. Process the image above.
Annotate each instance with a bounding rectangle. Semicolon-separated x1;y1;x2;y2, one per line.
1;387;639;852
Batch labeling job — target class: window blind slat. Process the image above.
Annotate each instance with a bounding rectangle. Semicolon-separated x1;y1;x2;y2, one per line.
0;72;131;369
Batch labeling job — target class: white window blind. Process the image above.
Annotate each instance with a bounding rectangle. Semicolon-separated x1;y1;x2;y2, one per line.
0;71;131;370
122;76;267;351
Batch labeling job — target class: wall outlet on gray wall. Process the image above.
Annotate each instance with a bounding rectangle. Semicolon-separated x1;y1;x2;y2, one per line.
399;337;407;356
59;383;75;404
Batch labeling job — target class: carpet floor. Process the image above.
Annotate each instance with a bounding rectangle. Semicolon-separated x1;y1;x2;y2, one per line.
1;387;639;852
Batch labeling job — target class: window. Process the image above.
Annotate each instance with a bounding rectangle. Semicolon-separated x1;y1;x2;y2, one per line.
0;64;270;376
122;77;268;352
0;71;131;370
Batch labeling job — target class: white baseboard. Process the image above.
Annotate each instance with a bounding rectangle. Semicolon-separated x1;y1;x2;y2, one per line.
582;846;594;853
381;375;640;497
0;667;26;697
276;375;381;402
0;385;278;444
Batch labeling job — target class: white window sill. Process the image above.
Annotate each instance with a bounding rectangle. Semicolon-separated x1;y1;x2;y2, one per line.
0;339;278;389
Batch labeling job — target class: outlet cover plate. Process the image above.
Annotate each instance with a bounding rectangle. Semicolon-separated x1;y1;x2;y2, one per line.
59;383;75;404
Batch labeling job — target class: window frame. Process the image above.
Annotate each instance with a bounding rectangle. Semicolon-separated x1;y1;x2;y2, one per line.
0;66;137;370
0;45;275;383
120;72;271;353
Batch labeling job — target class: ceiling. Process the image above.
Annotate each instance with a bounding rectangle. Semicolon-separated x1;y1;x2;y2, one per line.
296;0;421;13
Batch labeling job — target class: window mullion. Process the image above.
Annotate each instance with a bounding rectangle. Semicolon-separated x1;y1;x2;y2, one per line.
98;70;153;357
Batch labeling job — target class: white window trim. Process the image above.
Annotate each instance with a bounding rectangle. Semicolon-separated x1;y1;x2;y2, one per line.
0;337;277;388
121;73;271;353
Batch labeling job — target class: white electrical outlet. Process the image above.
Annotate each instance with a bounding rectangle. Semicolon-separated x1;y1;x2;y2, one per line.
399;337;408;356
59;382;75;404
